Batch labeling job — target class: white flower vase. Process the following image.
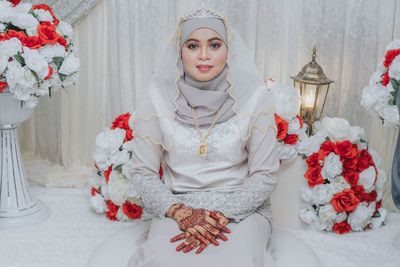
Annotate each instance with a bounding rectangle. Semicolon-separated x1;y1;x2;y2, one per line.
0;93;50;227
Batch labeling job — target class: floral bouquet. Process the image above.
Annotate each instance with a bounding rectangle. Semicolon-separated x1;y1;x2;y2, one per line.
90;112;163;221
298;117;387;234
0;0;80;107
361;39;400;127
266;79;306;161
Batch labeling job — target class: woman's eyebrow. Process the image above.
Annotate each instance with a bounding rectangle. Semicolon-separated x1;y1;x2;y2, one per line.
185;37;222;43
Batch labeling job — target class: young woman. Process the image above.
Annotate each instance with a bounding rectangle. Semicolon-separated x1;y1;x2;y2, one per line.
126;6;279;267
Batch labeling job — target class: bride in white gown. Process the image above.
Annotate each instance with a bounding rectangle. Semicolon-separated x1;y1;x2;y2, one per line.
125;5;279;267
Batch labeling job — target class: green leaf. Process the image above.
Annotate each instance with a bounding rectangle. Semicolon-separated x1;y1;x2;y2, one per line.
114;165;123;173
59;73;67;82
53;57;64;69
14;52;25;66
30;70;40;83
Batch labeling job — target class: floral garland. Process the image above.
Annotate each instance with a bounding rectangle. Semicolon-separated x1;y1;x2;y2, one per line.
361;39;400;127
298;117;387;234
0;0;80;106
90;112;163;221
266;79;306;161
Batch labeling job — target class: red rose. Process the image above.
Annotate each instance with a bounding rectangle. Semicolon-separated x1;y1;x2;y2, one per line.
336;141;358;159
57;36;68;49
105;200;119;221
0;81;8;93
0;33;10;41
33;4;59;25
104;165;113;183
342;170;359;187
354;186;377;203
332;221;352;234
7;29;26;40
274;114;288;140
44;66;53;80
304;167;324;187
122;201;143;220
318;141;337;160
21;35;42;49
111;113;133;141
283;134;298;145
357;149;373;172
342;157;358;171
159;165;163;179
330;189;360;213
7;0;21;6
37;24;59;45
376;200;382;209
306;153;320;168
90;187;98;196
297;115;304;128
383;49;400;68
381;72;390;86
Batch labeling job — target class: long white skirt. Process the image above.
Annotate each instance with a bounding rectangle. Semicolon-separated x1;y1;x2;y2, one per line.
127;213;275;267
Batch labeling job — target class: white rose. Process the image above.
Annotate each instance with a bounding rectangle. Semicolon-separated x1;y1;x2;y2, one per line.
93;148;110;171
5;60;24;88
275;86;301;120
347;202;375;231
0;2;15;23
39;44;66;62
321;152;343;182
299;205;318;225
12;13;38;30
100;180;110;200
375;169;387;198
277;143;298;161
288;117;302;134
56;21;73;38
378;105;399;126
25;95;39;108
0;38;22;57
90;194;107;213
122;140;135;151
335;212;347;223
321;117;356;142
361;85;379;110
25;27;37;37
23;47;49;79
300;187;314;204
33;9;53;22
0;23;5;32
108;171;128;206
359;166;377;193
109;149;130;166
369;68;385;86
329;176;351;194
62;72;79;88
0;54;7;75
95;128;125;154
386;39;400;51
13;3;33;14
311;184;334;205
371;208;387;229
59;53;81;75
265;79;278;92
297;132;326;156
318;205;337;225
7;65;37;101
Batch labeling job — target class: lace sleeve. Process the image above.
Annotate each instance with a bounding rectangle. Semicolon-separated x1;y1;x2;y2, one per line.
215;123;279;222
125;137;181;218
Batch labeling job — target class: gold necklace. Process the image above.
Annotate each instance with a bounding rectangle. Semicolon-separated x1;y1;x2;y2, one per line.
191;108;221;157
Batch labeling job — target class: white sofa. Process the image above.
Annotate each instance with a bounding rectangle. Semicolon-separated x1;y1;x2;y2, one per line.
87;156;321;267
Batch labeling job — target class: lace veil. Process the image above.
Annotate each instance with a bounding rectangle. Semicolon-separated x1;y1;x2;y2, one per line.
130;6;276;150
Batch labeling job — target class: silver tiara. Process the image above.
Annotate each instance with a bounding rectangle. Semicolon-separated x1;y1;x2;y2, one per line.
181;4;224;21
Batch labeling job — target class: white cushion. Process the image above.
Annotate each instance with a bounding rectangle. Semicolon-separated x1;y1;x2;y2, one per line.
87;221;321;267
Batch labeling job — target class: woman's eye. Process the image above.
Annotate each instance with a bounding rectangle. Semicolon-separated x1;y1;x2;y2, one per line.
210;43;221;49
187;44;198;49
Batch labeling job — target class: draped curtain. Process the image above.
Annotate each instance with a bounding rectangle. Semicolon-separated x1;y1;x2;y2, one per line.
20;0;400;210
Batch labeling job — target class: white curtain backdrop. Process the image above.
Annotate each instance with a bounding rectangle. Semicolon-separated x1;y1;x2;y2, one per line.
19;0;400;210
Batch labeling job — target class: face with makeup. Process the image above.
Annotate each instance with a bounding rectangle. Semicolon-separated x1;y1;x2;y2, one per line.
181;28;228;82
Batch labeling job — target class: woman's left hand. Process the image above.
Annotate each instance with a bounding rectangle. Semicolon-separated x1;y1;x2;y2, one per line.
170;210;231;254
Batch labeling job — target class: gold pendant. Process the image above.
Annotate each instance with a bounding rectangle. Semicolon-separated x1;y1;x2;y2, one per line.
198;142;208;157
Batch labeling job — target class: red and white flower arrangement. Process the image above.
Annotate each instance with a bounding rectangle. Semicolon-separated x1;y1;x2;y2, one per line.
90;112;163;221
361;39;400;127
298;117;387;234
0;0;80;107
266;79;306;161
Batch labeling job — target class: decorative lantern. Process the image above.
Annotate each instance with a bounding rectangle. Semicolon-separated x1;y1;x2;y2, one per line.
290;47;333;135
